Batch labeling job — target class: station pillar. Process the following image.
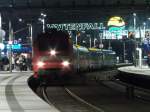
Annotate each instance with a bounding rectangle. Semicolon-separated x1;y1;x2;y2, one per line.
136;48;142;68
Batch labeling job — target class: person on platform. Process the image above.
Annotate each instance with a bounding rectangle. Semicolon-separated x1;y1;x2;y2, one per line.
2;56;9;71
147;53;150;67
18;55;24;71
143;32;150;67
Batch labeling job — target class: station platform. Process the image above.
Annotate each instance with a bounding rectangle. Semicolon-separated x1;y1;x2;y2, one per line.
118;66;150;76
0;71;60;112
117;65;150;90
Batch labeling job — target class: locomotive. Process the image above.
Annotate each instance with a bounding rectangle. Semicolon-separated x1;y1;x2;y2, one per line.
32;29;73;79
32;29;116;80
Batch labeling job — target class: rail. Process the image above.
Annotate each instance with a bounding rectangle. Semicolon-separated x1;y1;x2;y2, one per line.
115;80;150;100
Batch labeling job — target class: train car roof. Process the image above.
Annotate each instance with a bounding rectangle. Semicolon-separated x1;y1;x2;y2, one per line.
102;49;116;54
73;44;89;52
75;44;80;48
88;48;101;52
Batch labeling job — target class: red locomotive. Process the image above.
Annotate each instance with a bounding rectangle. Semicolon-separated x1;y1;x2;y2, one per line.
32;29;73;79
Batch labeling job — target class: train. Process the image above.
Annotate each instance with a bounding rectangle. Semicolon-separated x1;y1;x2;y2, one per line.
32;29;116;80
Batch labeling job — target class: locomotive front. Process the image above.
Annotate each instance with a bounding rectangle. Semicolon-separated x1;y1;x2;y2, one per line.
33;30;73;79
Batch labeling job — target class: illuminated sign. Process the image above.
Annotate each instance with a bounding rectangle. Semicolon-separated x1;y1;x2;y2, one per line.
109;26;125;32
12;44;21;49
7;44;21;50
107;16;125;27
103;30;128;39
47;23;104;31
107;16;126;39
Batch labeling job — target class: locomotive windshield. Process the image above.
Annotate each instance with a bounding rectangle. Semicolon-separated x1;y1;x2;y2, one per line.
35;30;72;53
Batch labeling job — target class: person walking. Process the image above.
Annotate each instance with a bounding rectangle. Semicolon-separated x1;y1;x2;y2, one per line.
26;55;32;70
18;55;24;71
22;55;27;71
11;56;15;70
147;53;150;67
2;56;9;71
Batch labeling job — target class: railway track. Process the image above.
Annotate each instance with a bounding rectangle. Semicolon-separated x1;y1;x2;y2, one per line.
37;84;104;112
113;80;150;102
34;70;150;112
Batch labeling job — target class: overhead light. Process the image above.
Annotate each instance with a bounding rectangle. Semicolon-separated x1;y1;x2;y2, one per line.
19;18;23;22
8;41;13;45
41;13;47;17
133;13;136;16
9;4;13;7
38;18;42;21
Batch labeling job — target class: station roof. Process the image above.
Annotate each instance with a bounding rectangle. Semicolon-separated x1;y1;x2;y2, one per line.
0;0;149;23
0;0;149;40
0;0;149;8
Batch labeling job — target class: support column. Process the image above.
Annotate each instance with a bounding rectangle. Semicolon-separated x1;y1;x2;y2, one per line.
126;85;135;99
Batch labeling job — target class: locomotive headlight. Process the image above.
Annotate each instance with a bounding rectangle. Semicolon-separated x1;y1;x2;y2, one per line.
37;61;44;68
62;61;70;67
50;50;56;56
